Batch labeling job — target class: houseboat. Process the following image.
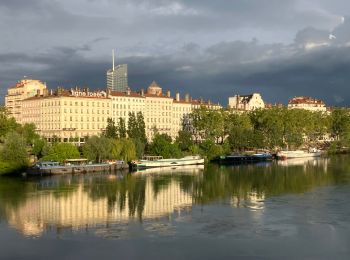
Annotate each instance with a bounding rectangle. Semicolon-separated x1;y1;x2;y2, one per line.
130;155;204;170
27;159;128;176
213;153;273;165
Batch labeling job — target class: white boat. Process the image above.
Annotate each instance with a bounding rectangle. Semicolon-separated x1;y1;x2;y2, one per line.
134;165;205;175
131;155;204;169
277;149;322;160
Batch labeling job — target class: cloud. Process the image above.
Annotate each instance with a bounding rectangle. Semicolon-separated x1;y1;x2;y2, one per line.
1;0;350;107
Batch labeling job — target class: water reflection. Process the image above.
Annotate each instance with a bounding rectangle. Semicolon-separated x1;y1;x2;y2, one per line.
0;156;349;238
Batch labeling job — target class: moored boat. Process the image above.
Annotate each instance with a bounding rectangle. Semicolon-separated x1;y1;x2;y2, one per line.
133;164;205;175
276;149;322;160
27;159;129;176
213;153;273;165
130;155;204;169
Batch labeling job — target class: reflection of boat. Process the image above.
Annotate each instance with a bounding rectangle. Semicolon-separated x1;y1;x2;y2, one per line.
134;164;205;175
131;156;204;169
277;150;322;160
27;159;128;176
277;157;321;167
214;153;273;165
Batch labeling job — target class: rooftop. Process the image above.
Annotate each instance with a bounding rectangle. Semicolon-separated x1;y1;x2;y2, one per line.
288;96;325;105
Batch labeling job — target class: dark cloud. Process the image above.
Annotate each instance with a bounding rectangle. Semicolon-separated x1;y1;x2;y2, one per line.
1;0;350;107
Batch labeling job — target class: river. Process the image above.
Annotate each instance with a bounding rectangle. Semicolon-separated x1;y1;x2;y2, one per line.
0;156;350;259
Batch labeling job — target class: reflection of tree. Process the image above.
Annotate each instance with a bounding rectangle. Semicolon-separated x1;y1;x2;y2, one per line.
0;177;35;210
83;174;147;220
180;158;350;204
152;177;172;198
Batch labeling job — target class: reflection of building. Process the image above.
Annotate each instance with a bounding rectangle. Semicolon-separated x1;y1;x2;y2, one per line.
5;79;47;122
6;178;193;237
288;96;327;112
228;93;265;111
106;51;128;92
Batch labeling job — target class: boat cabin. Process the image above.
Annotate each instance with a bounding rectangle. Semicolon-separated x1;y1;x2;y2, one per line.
64;159;88;166
36;161;60;168
142;156;163;161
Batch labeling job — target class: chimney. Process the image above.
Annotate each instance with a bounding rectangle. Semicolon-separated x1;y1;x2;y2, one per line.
50;89;53;96
127;88;131;96
185;94;190;102
141;89;145;96
176;93;180;102
167;90;171;98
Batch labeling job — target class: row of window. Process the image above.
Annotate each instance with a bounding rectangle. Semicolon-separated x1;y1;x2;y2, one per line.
41;123;106;130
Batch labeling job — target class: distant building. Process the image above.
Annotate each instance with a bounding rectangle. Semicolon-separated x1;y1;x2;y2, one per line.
21;87;111;143
265;103;284;109
106;50;128;92
288;96;327;112
15;80;221;143
228;93;265;111
5;79;47;122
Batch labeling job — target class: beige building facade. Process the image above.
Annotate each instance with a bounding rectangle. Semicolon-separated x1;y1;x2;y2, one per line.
13;80;222;143
5;79;47;123
22;88;111;143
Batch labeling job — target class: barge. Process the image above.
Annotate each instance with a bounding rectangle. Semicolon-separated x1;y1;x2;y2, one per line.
27;159;129;176
213;153;273;165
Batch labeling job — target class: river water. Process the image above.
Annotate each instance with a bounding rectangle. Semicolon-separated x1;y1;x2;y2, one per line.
0;156;350;259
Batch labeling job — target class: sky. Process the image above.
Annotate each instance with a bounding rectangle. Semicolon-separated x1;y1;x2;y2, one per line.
1;0;350;106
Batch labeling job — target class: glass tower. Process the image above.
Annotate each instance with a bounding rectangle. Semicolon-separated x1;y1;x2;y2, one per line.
107;50;128;92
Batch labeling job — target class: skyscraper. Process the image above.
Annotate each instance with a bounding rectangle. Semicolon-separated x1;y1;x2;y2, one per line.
106;50;128;92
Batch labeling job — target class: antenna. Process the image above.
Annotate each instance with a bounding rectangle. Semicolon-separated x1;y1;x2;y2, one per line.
112;49;115;71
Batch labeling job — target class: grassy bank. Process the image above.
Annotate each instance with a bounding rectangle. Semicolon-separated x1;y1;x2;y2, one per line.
0;161;27;176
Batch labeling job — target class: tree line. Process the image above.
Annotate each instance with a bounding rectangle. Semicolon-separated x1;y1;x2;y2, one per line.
2;105;350;175
188;106;350;159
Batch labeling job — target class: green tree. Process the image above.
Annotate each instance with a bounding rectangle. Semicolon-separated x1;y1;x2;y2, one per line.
32;138;48;158
43;143;80;163
17;123;40;146
127;112;138;138
82;136;113;163
127;112;147;144
176;130;194;151
199;139;224;160
226;113;253;151
132;138;146;159
1;132;28;167
149;134;182;158
104;118;118;139
136;112;147;144
111;138;137;162
0;107;19;140
190;107;225;142
331;108;350;143
117;118;127;138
